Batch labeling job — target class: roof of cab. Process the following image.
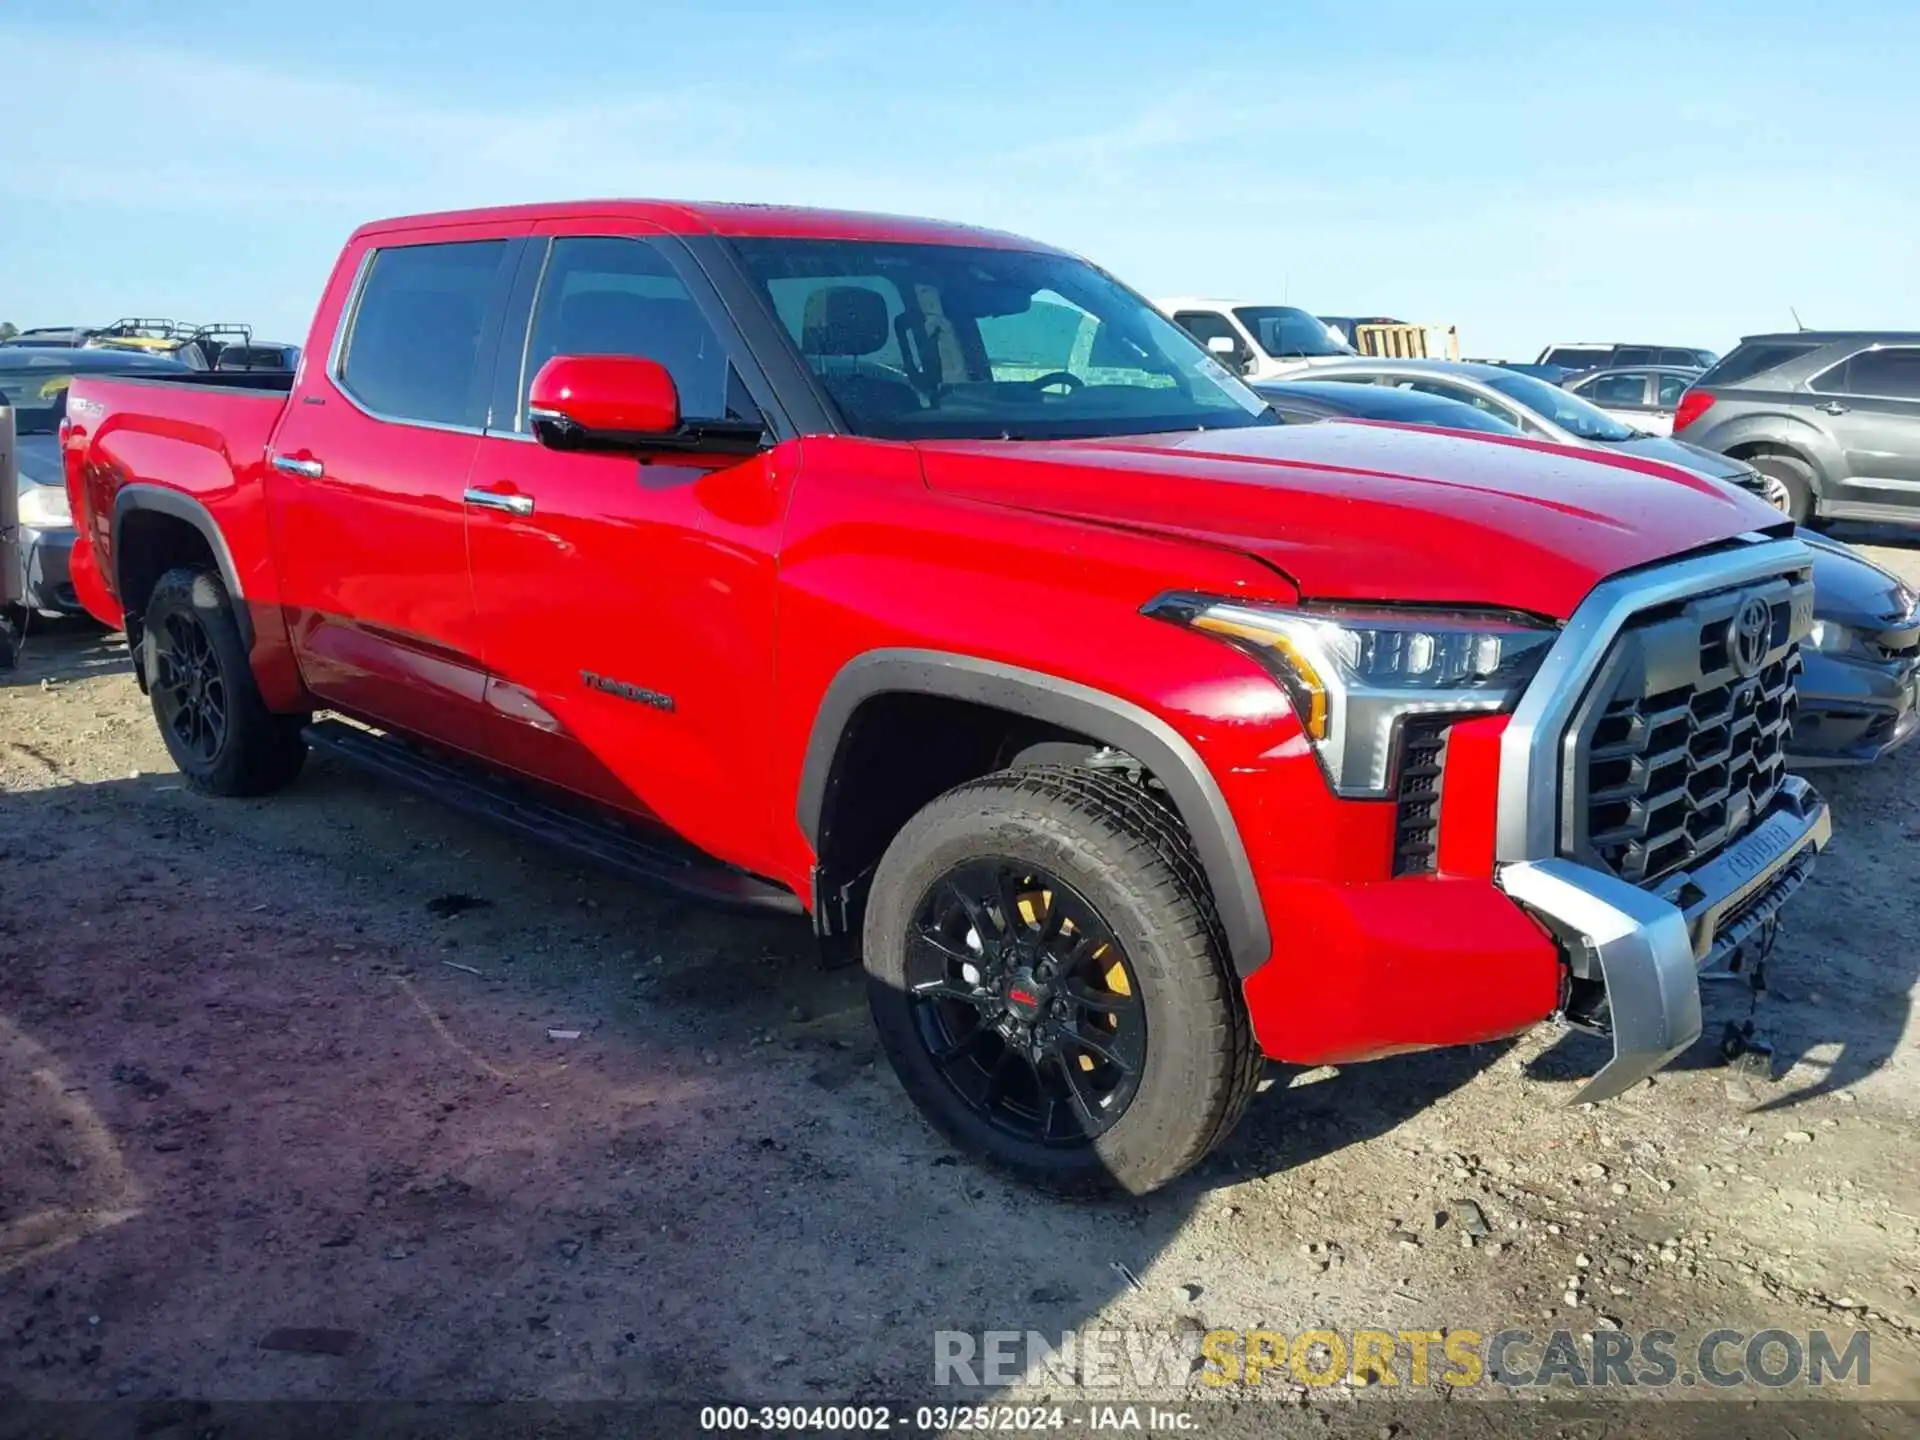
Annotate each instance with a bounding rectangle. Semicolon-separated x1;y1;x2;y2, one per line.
351;199;1056;251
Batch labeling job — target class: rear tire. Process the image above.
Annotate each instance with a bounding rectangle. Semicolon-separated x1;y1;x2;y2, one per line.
1749;453;1815;525
141;566;307;796
862;765;1261;1195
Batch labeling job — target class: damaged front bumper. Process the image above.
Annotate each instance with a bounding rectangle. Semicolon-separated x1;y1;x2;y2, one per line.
1495;776;1831;1102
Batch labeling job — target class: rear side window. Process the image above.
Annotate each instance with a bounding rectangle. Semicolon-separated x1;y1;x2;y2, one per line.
1659;348;1703;368
1581;372;1650;406
339;240;513;427
1815;345;1920;400
1612;346;1655;367
1656;373;1692;406
1696;340;1820;388
522;236;738;422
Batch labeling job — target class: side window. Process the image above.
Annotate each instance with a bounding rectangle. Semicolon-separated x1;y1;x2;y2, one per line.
1659;348;1698;368
339;240;512;428
1584;372;1651;406
1173;311;1250;365
1810;357;1852;395
1612;346;1655;366
1656;373;1692;407
1829;346;1920;400
523;236;737;422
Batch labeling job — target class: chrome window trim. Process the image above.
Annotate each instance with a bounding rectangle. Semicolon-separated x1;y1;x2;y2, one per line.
1495;535;1814;862
1807;342;1920;404
326;243;489;439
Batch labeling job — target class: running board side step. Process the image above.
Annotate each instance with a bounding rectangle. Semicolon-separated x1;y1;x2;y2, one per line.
300;718;803;916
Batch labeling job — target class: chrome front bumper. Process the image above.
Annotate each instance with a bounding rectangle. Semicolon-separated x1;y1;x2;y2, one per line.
1496;776;1831;1102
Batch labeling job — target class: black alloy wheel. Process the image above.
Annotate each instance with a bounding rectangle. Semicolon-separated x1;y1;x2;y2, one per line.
150;607;229;764
906;858;1145;1145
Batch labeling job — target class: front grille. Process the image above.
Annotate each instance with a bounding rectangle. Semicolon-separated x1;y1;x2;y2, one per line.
1391;718;1450;876
1563;571;1812;886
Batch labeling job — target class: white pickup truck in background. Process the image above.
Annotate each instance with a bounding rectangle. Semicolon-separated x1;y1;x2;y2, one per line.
1155;299;1358;381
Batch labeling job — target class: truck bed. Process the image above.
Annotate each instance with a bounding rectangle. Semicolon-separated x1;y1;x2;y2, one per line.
63;374;294;630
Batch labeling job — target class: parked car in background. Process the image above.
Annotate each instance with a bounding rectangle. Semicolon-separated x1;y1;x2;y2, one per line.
0;346;192;614
1792;534;1920;763
1156;299;1356;380
1481;360;1579;385
1297;358;1793;510
59;198;1830;1191
1563;365;1704;437
84;318;199;355
1253;378;1518;434
1262;366;1918;766
1;326;94;349
1672;332;1920;526
1535;341;1719;374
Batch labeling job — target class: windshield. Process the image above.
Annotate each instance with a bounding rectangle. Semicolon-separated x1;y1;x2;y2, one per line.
730;239;1276;441
1233;306;1355;360
0;354;185;434
1483;369;1637;442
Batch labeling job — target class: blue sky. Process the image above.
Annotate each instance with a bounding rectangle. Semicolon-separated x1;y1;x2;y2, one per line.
3;0;1916;359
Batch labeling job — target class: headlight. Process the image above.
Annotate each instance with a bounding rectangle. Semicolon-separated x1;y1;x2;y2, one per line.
16;483;74;528
1148;595;1557;795
1806;619;1860;655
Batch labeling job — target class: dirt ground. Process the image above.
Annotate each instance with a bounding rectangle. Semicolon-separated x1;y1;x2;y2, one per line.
3;532;1918;1433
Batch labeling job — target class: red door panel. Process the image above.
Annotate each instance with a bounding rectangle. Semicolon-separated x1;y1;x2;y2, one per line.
265;225;526;754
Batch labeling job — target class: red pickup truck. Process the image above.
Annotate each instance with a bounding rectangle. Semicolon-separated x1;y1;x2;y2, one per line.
62;200;1831;1194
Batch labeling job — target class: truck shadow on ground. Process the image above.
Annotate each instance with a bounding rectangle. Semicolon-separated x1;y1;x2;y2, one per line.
1;715;1910;1407
0;763;1509;1409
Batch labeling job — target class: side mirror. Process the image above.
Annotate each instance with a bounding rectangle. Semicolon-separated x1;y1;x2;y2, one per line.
528;354;680;449
527;354;767;456
1205;335;1250;374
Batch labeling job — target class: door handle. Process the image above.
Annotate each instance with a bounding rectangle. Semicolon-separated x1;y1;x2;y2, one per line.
1816;401;1849;416
463;487;535;516
270;453;324;479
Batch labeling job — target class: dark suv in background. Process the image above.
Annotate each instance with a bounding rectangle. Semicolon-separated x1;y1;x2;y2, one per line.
1536;341;1719;374
1674;332;1920;526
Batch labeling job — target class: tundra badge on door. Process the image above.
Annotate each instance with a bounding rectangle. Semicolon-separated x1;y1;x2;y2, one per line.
580;670;675;712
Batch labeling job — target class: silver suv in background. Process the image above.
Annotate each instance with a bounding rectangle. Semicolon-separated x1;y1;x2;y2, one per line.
1673;333;1920;526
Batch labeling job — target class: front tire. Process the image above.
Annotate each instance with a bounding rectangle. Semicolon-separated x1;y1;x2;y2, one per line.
862;765;1261;1195
141;566;307;796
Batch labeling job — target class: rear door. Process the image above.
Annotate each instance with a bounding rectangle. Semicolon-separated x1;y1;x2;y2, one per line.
266;224;528;751
1807;344;1920;511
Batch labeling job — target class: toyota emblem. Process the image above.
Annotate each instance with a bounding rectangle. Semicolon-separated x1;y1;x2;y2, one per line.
1728;596;1772;677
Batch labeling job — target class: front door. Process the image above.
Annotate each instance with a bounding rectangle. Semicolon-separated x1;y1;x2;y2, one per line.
267;228;525;753
464;230;788;870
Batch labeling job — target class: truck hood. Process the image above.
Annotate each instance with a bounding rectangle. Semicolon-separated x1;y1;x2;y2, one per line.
915;422;1785;620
